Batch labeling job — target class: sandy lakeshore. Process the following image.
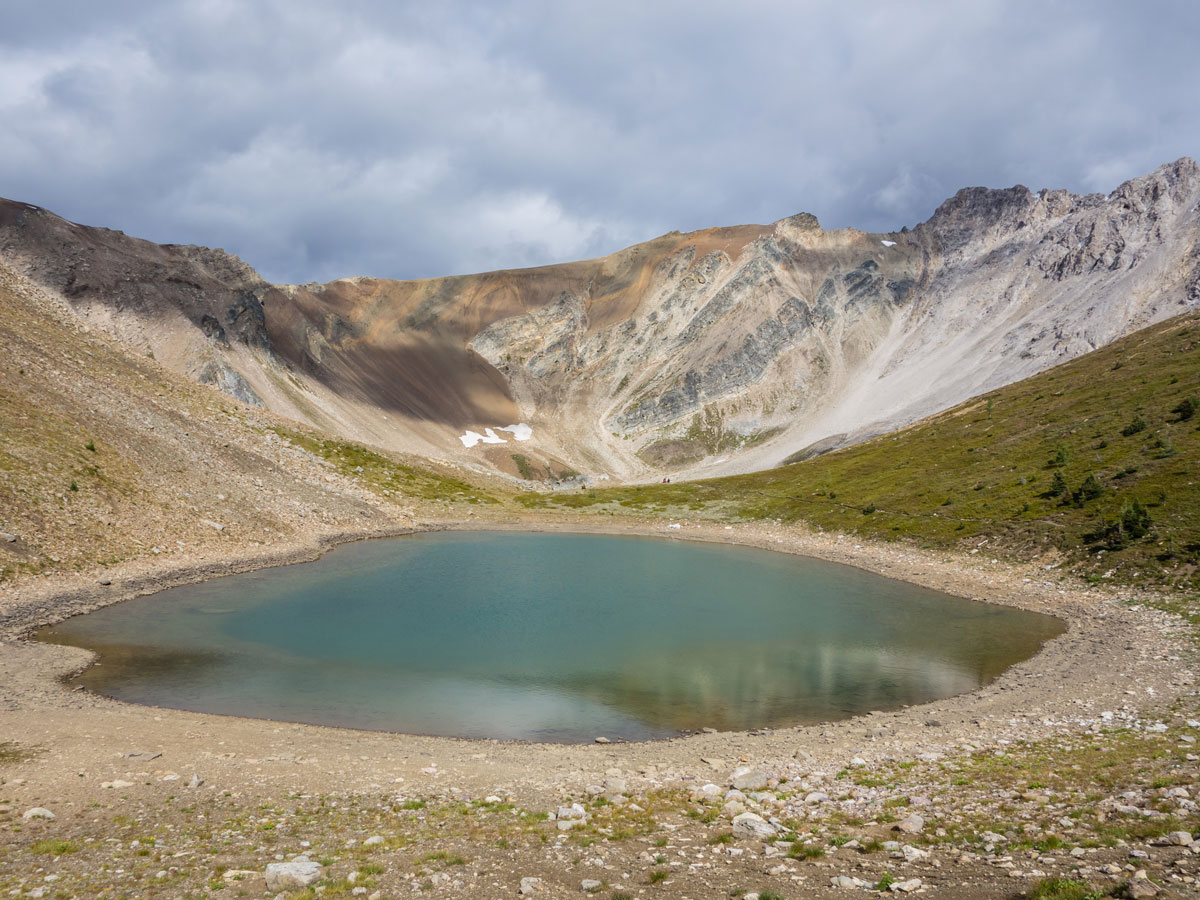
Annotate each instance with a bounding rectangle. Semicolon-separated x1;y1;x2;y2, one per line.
1;515;1197;898
2;514;1194;797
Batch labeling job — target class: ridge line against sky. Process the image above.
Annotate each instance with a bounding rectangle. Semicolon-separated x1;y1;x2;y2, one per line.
2;0;1198;284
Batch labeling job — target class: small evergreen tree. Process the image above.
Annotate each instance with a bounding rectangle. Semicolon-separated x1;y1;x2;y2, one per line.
1171;397;1198;422
1118;497;1152;539
1070;472;1105;507
1047;470;1069;497
1121;415;1147;436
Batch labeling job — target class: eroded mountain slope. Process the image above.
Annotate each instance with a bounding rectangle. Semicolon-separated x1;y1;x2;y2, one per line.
1;159;1197;483
0;261;494;581
520;309;1200;589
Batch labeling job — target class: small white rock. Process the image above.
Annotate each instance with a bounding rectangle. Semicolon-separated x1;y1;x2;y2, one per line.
901;844;928;863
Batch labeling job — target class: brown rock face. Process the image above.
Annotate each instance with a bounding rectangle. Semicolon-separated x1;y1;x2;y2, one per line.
1;158;1198;482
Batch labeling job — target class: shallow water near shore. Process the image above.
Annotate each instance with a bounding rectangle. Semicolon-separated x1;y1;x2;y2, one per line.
40;531;1064;742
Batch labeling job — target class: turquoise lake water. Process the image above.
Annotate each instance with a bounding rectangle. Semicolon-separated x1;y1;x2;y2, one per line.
40;531;1063;742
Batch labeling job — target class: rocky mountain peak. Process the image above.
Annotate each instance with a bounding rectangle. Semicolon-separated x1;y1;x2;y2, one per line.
920;184;1036;253
1108;156;1199;211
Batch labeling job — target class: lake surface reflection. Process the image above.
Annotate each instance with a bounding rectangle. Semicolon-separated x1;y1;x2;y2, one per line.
40;532;1064;742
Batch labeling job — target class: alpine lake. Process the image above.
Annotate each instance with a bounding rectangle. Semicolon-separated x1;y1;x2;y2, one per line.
39;531;1064;742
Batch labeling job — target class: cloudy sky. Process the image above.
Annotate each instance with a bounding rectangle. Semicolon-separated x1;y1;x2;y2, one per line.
2;1;1197;283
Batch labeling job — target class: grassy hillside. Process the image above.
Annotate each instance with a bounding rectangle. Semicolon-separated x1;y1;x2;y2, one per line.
0;263;497;582
269;425;500;505
521;311;1200;589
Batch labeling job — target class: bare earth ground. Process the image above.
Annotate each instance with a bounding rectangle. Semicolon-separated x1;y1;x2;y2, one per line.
1;514;1198;899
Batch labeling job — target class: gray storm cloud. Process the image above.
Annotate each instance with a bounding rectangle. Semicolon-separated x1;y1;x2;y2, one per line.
1;0;1197;283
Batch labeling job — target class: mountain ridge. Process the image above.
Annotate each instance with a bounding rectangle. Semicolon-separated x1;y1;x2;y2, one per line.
1;158;1197;483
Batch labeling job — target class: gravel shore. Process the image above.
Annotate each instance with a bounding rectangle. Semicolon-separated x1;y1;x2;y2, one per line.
1;516;1196;898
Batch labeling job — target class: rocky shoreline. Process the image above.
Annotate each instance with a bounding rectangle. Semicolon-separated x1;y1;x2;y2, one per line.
1;515;1197;898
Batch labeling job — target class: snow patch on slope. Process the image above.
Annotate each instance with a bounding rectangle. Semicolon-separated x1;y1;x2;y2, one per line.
459;423;533;447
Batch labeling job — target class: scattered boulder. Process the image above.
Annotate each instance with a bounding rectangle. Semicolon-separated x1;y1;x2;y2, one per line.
264;860;322;891
363;835;384;847
894;814;925;834
22;807;55;820
901;845;928;863
731;811;778;840
890;878;923;893
730;766;769;791
1127;870;1158;899
519;876;543;894
580;879;602;892
555;803;587;831
603;776;627;795
1168;830;1194;846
